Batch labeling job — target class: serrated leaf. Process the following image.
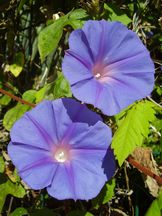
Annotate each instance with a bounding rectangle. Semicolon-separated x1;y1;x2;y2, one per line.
9;52;24;77
92;179;115;209
9;207;28;216
67;9;88;29
112;101;156;166
69;9;88;20
145;190;162;216
0;176;25;213
104;3;131;25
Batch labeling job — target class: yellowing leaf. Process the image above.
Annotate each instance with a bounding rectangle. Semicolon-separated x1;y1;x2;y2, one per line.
9;52;24;77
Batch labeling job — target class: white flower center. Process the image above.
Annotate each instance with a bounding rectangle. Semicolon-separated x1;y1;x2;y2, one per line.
54;149;68;163
95;73;101;78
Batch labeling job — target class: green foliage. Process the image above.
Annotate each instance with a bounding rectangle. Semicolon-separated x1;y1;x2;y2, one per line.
112;100;156;166
145;190;162;216
9;52;24;77
9;207;28;216
0;94;11;106
0;156;5;173
104;3;132;25
38;17;66;62
38;9;88;61
0;175;25;213
3;90;36;131
53;72;72;99
0;0;161;215
92;179;115;209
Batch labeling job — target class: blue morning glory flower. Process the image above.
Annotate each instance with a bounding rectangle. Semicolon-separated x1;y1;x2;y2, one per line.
62;20;154;115
8;98;115;200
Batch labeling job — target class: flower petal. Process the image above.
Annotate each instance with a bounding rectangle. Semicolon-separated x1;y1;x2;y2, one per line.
10;101;58;150
8;142;56;189
66;121;112;150
47;163;76;200
62;20;154;116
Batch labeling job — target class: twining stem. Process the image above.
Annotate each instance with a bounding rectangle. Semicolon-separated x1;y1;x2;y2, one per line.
127;157;162;185
0;88;35;108
1;87;162;185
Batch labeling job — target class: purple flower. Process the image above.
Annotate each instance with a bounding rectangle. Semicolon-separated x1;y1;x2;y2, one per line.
62;20;154;116
8;98;115;200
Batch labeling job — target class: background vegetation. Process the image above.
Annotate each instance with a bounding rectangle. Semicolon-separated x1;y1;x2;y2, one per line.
0;0;161;215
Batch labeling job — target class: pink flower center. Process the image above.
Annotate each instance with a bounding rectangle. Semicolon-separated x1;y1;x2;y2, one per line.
92;62;104;79
92;62;110;83
54;147;70;163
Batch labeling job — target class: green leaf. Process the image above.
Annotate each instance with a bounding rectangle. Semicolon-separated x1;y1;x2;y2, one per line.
22;89;36;103
3;90;36;131
53;72;72;99
38;16;67;62
67;9;88;29
9;52;24;77
68;211;94;216
0;94;11;106
0;177;25;213
0;156;5;173
35;84;53;103
3;104;30;131
92;179;115;209
9;207;28;216
104;3;132;25
69;9;88;20
145;190;162;216
112;100;156;166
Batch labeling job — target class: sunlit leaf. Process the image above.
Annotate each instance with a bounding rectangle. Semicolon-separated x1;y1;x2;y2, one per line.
92;179;115;209
9;52;24;77
112;100;156;166
53;72;72;99
3;90;36;130
104;3;131;25
145;190;162;216
38;16;67;62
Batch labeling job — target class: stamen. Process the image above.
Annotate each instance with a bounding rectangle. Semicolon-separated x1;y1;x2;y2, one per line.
54;149;68;163
95;73;101;78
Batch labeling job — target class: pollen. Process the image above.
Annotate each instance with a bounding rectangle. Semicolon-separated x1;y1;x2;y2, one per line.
95;73;101;78
54;148;69;163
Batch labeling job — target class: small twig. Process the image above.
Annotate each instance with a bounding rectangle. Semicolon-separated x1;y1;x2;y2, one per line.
147;96;162;108
124;164;134;216
0;88;35;108
7;196;14;216
127;157;162;185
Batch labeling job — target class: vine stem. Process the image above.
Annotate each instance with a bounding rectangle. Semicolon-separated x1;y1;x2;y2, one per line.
127;157;162;185
0;88;35;108
1;87;162;185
